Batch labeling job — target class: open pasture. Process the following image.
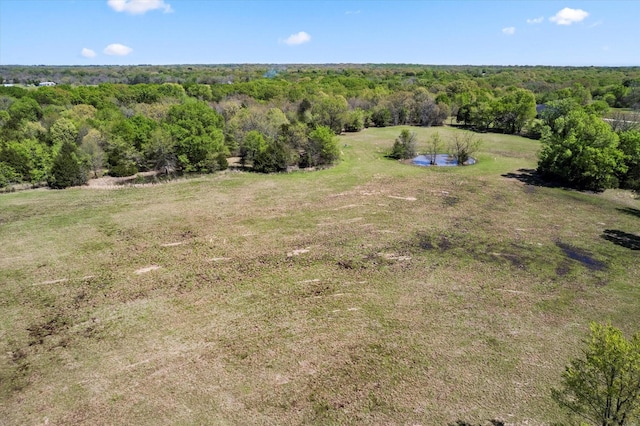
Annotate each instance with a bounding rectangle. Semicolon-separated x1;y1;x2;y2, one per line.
1;126;639;425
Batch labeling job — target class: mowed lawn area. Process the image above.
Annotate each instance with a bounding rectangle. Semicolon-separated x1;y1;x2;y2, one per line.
1;126;639;425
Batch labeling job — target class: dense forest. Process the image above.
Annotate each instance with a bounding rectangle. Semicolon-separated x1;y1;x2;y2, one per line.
1;64;639;190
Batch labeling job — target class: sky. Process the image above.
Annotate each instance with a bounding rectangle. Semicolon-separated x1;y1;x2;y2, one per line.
0;0;639;66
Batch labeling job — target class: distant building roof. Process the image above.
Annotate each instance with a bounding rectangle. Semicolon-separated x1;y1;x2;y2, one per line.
38;81;56;86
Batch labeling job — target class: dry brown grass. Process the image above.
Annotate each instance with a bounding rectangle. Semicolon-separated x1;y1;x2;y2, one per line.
1;126;639;425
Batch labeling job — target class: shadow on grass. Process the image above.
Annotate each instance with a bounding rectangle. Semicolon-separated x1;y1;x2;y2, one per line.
501;168;565;189
617;207;640;219
601;229;640;250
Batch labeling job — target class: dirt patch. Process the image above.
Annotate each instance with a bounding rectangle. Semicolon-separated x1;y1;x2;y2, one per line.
555;260;572;276
207;257;231;262
556;242;606;271
442;196;460;207
438;235;454;251
85;171;173;189
134;265;161;274
414;233;455;252
161;242;184;247
491;252;527;269
388;195;417;201
27;314;69;346
37;278;69;285
288;248;310;257
378;253;412;261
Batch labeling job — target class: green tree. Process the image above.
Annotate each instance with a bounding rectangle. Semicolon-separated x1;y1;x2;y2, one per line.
80;129;105;178
7;97;42;129
538;109;625;191
105;136;140;177
389;129;417;160
165;100;227;172
370;106;392;127
48;141;88;188
344;108;366;132
311;95;349;134
253;139;291;173
143;127;177;174
0;162;20;188
49;117;78;146
552;322;640;426
618;130;640;191
492;88;537;134
1;139;51;183
240;130;267;167
308;125;340;166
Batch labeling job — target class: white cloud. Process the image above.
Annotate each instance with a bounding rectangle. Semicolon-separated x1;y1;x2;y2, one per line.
345;10;361;15
107;0;173;15
502;27;516;35
81;48;96;58
282;31;311;46
526;16;544;24
104;43;133;56
550;7;589;25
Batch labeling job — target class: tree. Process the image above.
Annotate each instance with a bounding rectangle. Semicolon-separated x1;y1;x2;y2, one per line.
7;97;42;128
105;136;141;177
0;162;20;188
537;109;625;191
552;322;640;426
239;130;267;167
142;127;176;174
618;130;640;191
253;139;292;173
389;129;417;160
311;95;349;134
1;139;51;184
50;117;78;146
48;141;88;188
448;132;481;165
308;125;340;166
492;88;537;134
80;129;105;178
165;100;227;172
370;106;392;127
344;109;365;132
425;132;444;165
411;87;446;127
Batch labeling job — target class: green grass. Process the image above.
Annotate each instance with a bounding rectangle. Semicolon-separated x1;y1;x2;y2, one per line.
1;126;639;425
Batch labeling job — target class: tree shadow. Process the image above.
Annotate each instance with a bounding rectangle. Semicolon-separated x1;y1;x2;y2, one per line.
617;207;640;219
601;229;640;250
501;168;565;189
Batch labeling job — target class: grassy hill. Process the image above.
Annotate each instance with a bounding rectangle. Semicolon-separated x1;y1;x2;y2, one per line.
1;126;639;425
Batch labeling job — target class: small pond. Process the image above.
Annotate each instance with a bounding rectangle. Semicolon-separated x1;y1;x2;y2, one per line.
412;154;476;167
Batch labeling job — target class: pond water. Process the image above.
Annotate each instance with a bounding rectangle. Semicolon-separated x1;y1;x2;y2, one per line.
412;154;476;167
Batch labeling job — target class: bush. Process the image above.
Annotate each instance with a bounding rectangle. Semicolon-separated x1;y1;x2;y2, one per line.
253;139;291;173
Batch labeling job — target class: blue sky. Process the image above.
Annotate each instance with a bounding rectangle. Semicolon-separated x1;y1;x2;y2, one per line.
1;0;638;66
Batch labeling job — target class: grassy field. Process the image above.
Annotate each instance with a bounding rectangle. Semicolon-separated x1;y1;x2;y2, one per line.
1;126;639;425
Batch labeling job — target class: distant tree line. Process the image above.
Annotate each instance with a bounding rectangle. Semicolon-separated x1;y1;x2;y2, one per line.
1;65;639;189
